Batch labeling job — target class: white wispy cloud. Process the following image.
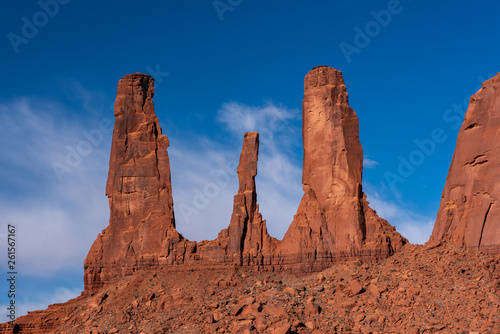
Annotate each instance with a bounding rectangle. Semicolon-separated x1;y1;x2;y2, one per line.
363;156;379;169
169;140;239;241
0;287;81;320
0;96;112;278
0;92;113;316
217;101;299;137
171;101;303;241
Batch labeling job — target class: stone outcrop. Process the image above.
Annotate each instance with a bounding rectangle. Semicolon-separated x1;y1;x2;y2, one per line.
7;69;500;334
84;73;195;291
429;72;500;254
85;68;406;291
278;66;407;269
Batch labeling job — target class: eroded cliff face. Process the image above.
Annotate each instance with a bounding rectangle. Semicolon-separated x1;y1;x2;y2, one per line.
282;66;365;255
430;72;500;253
7;69;500;334
278;66;406;269
84;74;194;291
84;68;406;291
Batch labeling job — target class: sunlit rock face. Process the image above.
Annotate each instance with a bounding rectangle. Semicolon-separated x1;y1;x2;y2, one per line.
84;74;192;291
430;72;500;254
278;66;407;270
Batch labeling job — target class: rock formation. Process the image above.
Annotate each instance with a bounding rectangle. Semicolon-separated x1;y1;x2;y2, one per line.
7;69;500;334
278;66;407;269
430;72;500;254
84;73;195;291
84;76;274;290
84;67;406;291
211;132;277;266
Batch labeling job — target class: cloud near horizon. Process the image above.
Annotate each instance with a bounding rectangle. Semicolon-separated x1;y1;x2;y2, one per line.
0;286;82;320
0;97;112;278
363;157;379;169
364;187;435;245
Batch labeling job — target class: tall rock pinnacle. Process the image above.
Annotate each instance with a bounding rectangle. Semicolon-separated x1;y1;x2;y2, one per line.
430;72;500;253
279;66;406;267
216;132;276;265
84;74;191;291
106;73;175;232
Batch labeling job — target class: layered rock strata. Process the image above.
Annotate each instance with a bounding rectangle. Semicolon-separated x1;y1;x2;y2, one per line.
430;72;500;254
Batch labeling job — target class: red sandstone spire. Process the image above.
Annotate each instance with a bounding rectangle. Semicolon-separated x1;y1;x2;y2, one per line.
279;66;406;266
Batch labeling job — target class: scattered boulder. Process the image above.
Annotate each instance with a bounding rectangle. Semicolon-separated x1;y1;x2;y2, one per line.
304;302;321;315
349;279;365;296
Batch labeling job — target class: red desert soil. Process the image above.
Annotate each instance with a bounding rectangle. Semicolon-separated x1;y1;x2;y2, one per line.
3;242;499;333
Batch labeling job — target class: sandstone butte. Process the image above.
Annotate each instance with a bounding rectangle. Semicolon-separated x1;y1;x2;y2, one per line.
429;71;500;254
84;66;407;292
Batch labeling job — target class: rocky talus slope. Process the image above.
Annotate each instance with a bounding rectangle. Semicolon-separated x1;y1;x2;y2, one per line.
2;243;499;333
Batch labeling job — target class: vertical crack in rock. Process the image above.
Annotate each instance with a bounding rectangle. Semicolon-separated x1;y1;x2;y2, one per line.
478;202;492;249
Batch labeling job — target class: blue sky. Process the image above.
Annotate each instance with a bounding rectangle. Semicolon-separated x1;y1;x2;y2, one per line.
1;0;499;320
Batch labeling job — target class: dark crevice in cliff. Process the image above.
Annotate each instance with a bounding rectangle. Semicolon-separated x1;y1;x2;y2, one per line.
464;151;491;167
464;123;480;131
478;202;492;248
